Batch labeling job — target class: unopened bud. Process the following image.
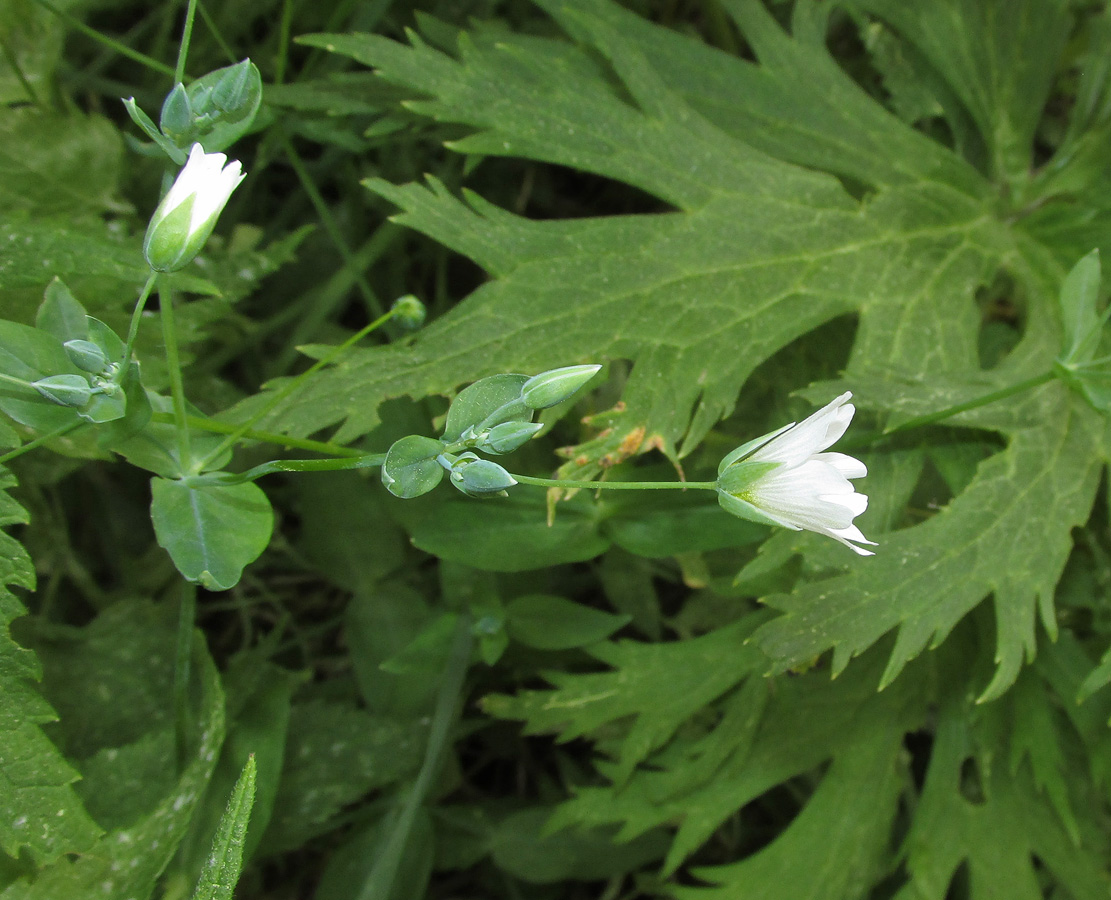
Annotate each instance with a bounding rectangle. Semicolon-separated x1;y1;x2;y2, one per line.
33;374;92;408
449;455;517;497
520;364;601;409
208;59;258;121
391;295;426;331
159;83;196;145
144;143;245;272
63;339;110;373
479;420;543;454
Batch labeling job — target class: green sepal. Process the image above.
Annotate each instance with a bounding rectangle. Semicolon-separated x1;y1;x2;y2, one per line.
520;364;601;410
32;374;92;408
381;435;445;498
144;193;201;273
476;420;543;455
717;424;792;475
716;459;782;495
716;488;787;529
442;374;530;443
448;455;517;498
187;59;263;152
160;83;197;146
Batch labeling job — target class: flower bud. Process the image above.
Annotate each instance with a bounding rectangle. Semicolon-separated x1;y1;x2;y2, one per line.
479;420;543;454
63;339;110;373
143;143;245;273
33;374;92;408
391;294;427;331
206;59;259;122
159;83;196;146
449;455;517;497
520;364;601;409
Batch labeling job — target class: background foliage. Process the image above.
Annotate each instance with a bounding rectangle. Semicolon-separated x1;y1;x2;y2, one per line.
4;0;1111;897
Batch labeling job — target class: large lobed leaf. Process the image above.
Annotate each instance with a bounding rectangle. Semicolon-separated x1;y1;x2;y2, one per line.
231;0;1111;699
0;465;102;867
247;1;1111;892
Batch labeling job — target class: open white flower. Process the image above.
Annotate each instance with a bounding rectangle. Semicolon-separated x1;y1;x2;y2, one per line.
716;392;875;555
143;143;245;272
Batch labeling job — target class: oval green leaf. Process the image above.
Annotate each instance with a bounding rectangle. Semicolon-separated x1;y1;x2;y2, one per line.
381;435;444;499
442;374;529;443
150;478;274;590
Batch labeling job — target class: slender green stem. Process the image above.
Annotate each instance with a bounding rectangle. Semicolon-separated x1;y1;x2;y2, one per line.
512;474;718;491
32;0;176;76
357;615;473;900
151;412;366;457
122;272;160;372
192;305;399;471
194;0;238;64
840;370;1057;451
881;371;1055;437
158;283;193;470
278;128;384;317
173;582;197;773
272;225;401;376
173;0;199;84
187;453;385;486
275;0;294;84
0;421;84;465
0;35;40;106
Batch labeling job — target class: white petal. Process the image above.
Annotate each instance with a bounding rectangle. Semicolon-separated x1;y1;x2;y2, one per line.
749;392;855;468
827;523;877;555
815;451;867;480
740;455;870;539
825;489;867;518
749;463;859;531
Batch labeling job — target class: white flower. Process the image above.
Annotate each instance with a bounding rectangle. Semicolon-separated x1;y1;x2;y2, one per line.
716;392;875;555
143;143;245;272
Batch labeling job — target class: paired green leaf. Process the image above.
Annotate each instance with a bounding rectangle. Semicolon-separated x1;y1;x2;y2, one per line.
150;478;274;590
